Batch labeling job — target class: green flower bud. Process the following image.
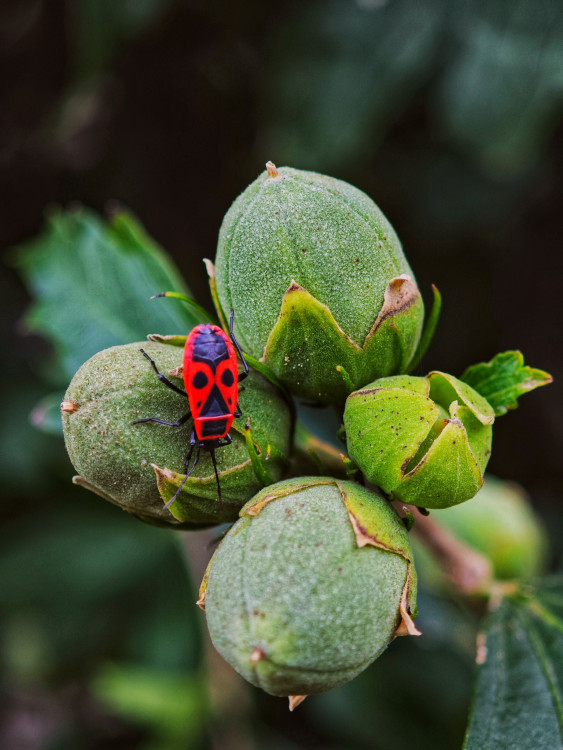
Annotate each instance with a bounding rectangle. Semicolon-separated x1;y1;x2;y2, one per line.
432;476;548;580
344;372;495;509
199;477;419;702
62;342;292;528
211;164;425;404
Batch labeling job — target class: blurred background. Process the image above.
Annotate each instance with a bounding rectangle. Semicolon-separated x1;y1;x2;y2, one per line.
1;0;562;748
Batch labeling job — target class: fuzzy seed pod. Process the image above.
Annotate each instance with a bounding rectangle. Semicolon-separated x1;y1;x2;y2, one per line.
199;477;419;701
210;164;425;404
62;342;292;527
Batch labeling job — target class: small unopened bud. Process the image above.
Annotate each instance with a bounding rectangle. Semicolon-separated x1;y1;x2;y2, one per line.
344;372;495;509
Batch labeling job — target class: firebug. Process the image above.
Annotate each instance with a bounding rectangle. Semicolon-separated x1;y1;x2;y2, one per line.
133;310;249;509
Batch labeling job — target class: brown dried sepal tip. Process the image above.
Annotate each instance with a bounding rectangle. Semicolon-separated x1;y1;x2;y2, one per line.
250;647;263;664
346;503;421;638
266;161;279;178
288;695;308;711
395;570;422;637
61;400;79;413
367;274;419;337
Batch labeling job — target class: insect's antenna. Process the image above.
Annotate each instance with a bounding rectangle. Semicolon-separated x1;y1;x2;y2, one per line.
229;309;249;378
163;447;200;510
209;445;223;504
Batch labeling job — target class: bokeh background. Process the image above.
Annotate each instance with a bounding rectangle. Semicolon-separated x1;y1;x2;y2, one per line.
1;1;562;748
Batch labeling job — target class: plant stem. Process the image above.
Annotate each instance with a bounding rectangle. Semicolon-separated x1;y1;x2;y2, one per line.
394;502;493;596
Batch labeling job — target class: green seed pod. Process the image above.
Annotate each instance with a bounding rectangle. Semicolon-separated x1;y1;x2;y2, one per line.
62;342;292;528
211;163;425;404
199;477;419;703
344;372;495;509
432;476;548;580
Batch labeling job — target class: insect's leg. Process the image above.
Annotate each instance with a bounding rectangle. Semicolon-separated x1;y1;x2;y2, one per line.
214;434;232;448
163;449;200;510
229;310;249;382
139;349;188;397
163;431;199;510
184;430;197;468
233;405;242;418
132;411;191;427
208;444;223;503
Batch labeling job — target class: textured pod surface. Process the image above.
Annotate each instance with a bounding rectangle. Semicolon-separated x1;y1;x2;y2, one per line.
200;477;418;698
62;342;292;527
213;165;424;403
344;372;495;509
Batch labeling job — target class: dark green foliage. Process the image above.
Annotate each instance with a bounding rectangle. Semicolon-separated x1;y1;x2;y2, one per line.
13;207;204;383
464;576;563;749
0;495;208;747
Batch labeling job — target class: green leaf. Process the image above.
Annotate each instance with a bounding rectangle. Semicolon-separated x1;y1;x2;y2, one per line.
13;206;208;382
0;385;68;496
0;498;204;676
464;576;563;749
91;664;207;745
461;351;552;416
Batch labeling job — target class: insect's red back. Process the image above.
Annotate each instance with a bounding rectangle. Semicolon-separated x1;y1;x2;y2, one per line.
184;324;238;441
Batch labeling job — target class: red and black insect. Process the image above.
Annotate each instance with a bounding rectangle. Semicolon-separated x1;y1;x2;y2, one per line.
133;310;248;509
